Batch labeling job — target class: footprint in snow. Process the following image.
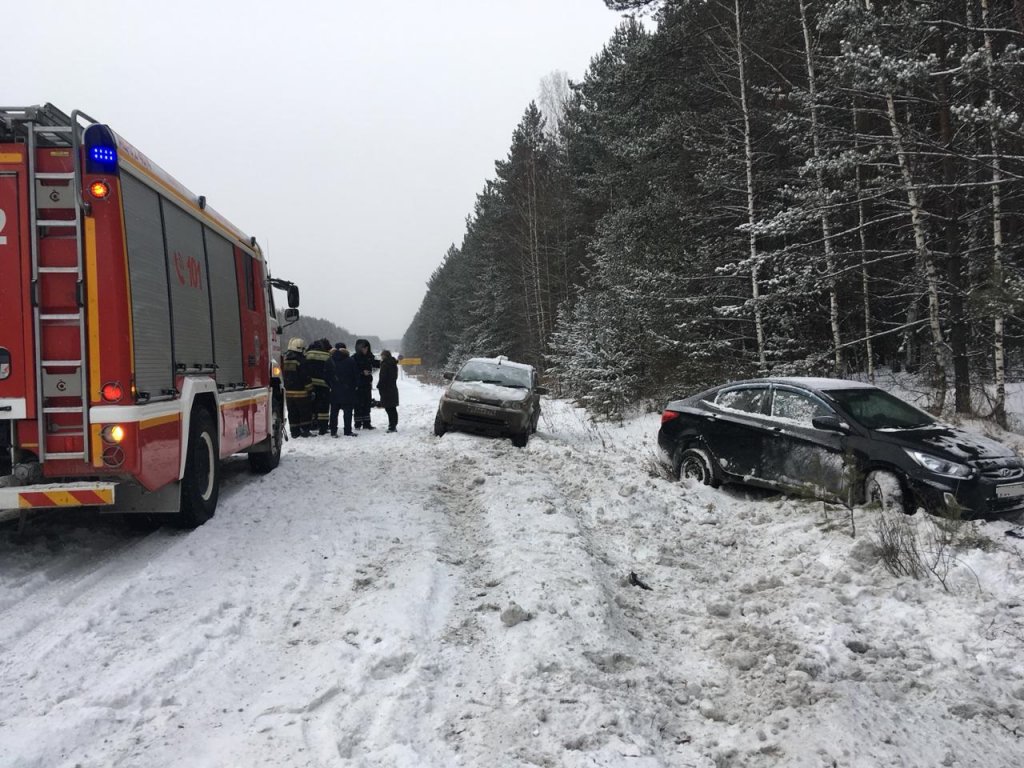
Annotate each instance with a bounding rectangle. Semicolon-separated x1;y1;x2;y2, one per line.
370;652;414;680
583;650;636;674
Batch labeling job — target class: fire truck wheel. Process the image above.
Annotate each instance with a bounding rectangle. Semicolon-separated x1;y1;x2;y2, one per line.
249;396;283;474
175;408;220;528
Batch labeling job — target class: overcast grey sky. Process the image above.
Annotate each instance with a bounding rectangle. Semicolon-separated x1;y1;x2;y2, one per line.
5;0;626;340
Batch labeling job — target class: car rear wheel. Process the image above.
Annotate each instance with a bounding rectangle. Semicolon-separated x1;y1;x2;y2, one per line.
864;470;906;513
678;448;718;487
433;411;448;437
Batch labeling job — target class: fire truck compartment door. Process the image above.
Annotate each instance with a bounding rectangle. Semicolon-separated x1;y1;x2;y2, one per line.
122;173;173;397
0;172;33;413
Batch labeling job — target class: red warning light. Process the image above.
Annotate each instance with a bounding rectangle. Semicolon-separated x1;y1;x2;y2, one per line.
101;382;123;402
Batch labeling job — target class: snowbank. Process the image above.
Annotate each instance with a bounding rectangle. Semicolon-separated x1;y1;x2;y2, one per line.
1;378;1022;767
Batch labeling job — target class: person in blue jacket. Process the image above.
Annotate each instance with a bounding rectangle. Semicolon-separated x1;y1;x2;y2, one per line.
326;343;360;437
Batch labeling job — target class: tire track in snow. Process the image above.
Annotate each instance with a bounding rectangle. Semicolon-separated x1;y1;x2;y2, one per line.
0;425;443;767
386;429;698;767
488;434;704;765
295;434;489;766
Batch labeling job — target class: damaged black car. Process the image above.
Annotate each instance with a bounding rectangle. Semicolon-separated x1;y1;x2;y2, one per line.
658;377;1024;518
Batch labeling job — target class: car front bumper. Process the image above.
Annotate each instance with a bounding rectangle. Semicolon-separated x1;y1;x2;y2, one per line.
908;473;1024;518
438;398;531;437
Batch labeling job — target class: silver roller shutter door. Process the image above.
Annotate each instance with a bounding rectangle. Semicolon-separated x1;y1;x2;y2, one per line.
204;229;244;386
121;174;173;398
161;201;214;371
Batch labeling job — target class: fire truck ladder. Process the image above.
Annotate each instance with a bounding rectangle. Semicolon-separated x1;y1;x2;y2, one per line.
4;105;98;464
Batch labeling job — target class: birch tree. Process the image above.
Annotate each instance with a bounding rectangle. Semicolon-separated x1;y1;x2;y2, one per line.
734;0;767;371
981;0;1008;425
798;0;843;373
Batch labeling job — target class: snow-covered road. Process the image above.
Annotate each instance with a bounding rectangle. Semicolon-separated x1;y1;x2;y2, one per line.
2;378;1024;767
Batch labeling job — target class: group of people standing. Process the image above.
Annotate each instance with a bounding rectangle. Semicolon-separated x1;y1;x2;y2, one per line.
282;338;399;438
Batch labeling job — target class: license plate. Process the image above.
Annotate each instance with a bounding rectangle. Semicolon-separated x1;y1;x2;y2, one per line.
996;482;1024;499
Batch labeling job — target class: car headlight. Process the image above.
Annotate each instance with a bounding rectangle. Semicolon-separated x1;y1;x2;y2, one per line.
500;399;529;409
445;389;466;402
904;449;972;479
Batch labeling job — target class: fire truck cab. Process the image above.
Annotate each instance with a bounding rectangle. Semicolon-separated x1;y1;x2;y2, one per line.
0;104;299;527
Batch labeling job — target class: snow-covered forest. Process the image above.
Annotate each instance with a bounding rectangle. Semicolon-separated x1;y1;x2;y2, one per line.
402;0;1024;418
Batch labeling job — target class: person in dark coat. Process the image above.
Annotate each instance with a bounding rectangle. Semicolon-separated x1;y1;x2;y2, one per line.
282;337;312;438
326;343;360;437
352;339;380;430
305;338;332;435
377;349;400;432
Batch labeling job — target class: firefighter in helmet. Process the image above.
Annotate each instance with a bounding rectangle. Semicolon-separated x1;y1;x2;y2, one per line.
304;338;333;436
283;337;313;438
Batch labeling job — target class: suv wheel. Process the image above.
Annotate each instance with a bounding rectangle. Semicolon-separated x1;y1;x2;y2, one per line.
864;470;906;513
511;432;529;448
433;411;448;437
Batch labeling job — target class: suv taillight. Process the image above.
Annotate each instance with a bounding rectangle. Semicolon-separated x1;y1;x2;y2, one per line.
661;410;680;425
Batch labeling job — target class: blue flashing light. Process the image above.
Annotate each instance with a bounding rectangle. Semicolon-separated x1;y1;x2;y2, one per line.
90;146;117;164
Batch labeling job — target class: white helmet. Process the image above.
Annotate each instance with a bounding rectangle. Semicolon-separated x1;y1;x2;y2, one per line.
287;337;306;352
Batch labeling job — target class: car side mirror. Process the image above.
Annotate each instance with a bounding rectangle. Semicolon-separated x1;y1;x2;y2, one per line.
281;307;299;327
534;386;549;395
442;372;454;380
287;285;300;309
812;415;849;433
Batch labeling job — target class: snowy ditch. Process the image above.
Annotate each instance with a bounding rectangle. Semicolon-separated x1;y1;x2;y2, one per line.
1;376;1023;767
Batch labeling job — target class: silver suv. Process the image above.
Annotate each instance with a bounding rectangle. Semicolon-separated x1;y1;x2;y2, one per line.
433;357;547;447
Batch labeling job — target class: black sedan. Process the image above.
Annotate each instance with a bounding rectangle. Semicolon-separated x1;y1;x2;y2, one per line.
658;377;1024;518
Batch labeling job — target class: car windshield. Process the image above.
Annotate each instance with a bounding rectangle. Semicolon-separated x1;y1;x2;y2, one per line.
824;388;935;430
455;361;531;388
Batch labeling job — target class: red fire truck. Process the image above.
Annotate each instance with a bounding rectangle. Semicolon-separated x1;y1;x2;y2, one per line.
0;104;300;527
